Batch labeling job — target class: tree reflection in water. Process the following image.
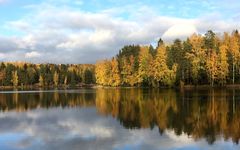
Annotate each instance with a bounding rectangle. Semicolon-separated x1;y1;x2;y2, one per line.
0;88;239;145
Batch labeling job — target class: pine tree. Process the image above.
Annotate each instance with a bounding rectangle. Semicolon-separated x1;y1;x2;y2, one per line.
27;67;36;85
84;69;94;84
167;39;187;84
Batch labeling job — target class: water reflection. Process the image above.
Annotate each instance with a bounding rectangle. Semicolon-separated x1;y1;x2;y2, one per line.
0;88;239;149
95;88;240;145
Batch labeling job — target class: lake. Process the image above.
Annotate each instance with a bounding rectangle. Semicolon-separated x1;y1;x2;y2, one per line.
0;88;239;150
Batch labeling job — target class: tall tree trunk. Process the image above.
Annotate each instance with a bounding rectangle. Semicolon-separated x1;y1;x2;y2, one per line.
233;62;235;84
182;69;185;83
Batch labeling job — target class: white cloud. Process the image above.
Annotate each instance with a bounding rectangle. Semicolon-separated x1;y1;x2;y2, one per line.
90;29;113;44
7;20;31;32
162;23;197;41
0;2;240;63
25;51;41;58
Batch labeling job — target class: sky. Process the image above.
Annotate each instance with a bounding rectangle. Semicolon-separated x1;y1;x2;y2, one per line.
0;0;240;64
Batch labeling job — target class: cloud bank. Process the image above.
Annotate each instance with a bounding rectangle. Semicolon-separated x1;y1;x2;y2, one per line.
0;0;239;63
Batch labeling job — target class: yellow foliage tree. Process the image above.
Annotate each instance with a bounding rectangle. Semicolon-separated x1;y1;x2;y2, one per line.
206;51;218;86
53;71;59;87
218;44;229;85
39;74;44;87
186;33;206;84
229;34;240;84
11;70;18;87
138;46;153;84
110;58;121;86
0;70;6;86
152;43;177;86
64;76;68;86
95;60;111;86
121;56;138;86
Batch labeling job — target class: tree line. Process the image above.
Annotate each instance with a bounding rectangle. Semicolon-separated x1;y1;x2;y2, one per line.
1;30;240;88
0;62;95;87
96;30;240;87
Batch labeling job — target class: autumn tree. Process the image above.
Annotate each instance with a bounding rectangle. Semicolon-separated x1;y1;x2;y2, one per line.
117;45;140;86
64;76;68;86
229;32;240;84
120;56;138;86
152;42;177;86
0;64;6;86
206;51;218;86
39;74;44;87
11;70;18;87
53;71;59;87
110;58;121;86
217;44;229;85
95;60;111;86
95;60;105;85
186;33;206;84
138;46;153;85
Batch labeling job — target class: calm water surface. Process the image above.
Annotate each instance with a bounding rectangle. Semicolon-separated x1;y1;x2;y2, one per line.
0;88;239;150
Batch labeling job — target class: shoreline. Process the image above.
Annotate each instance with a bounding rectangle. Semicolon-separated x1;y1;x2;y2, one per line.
2;84;240;90
0;84;96;90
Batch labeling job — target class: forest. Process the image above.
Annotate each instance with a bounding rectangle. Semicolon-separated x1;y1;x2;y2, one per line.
96;30;240;87
0;62;95;87
1;30;240;88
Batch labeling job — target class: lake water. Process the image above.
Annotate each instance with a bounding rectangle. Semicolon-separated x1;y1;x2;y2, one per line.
0;88;239;150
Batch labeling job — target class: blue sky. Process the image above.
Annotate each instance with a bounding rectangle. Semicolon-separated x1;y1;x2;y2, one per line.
0;0;240;63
